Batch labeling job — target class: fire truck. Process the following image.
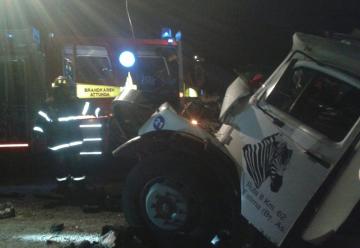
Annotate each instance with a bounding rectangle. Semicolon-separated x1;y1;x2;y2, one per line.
0;26;185;155
45;29;184;112
0;27;45;152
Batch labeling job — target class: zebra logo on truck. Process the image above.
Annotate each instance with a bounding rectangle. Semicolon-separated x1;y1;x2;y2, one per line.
243;133;292;193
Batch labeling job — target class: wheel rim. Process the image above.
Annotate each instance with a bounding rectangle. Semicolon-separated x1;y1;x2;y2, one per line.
144;181;188;231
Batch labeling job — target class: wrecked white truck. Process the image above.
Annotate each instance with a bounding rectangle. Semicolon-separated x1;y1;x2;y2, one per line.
113;33;360;247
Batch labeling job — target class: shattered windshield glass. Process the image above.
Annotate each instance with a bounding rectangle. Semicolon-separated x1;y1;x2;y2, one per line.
267;65;360;141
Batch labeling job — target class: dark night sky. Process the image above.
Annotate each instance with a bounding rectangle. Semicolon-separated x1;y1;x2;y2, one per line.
2;0;360;68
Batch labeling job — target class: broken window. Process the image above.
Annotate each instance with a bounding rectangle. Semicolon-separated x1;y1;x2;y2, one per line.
266;64;360;142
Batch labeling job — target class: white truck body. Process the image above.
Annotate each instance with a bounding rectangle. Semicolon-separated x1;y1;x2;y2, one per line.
138;33;360;246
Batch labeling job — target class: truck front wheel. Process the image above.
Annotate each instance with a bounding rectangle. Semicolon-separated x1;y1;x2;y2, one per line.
122;152;231;245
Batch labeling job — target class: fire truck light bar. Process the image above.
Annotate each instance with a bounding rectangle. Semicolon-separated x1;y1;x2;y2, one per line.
0;143;29;148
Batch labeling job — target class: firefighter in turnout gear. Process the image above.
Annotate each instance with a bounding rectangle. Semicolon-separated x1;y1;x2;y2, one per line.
32;76;104;187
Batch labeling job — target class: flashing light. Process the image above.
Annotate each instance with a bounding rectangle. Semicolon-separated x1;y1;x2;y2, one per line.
82;102;90;116
0;143;29;148
119;51;136;68
161;28;172;39
190;119;198;125
33;126;44;133
175;31;182;41
79;124;102;128
167;38;174;44
162;32;170;38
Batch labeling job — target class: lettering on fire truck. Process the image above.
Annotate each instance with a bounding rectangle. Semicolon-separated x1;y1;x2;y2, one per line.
76;84;122;99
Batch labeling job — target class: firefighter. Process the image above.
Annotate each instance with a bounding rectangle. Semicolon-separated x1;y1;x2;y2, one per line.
32;76;92;188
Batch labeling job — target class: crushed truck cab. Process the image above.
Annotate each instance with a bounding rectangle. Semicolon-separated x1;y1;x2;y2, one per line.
119;33;360;248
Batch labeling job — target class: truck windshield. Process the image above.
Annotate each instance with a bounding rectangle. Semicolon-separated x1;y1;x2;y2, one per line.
266;65;360;142
76;56;114;85
134;56;178;92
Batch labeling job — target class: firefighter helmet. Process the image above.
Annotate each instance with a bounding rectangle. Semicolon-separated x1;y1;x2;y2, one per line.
50;76;74;104
51;76;69;88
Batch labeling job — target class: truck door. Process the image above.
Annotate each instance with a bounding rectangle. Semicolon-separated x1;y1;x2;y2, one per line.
0;57;28;142
227;58;360;245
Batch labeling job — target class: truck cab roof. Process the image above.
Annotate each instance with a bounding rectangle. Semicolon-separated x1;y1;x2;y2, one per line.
293;32;360;79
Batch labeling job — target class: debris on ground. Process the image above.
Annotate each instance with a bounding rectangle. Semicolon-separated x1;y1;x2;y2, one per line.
60;225;156;248
50;223;65;233
101;225;157;248
99;230;116;248
0;202;15;219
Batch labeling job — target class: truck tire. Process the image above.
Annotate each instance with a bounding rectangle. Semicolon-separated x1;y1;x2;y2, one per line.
122;152;232;245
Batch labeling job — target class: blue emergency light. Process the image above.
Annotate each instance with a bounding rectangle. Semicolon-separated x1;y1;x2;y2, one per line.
119;51;136;68
175;31;182;41
161;28;172;39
